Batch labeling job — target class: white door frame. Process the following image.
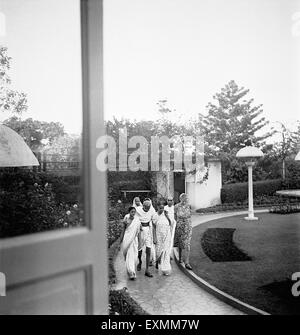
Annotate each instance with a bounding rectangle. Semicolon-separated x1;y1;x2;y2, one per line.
0;0;107;315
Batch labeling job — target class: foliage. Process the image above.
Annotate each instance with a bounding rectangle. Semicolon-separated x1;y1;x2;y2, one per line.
222;157;271;184
108;171;154;202
0;46;28;115
282;160;300;189
200;80;273;155
269;122;299;160
197;80;276;183
264;122;300;179
109;289;149;315
0;170;82;238
108;237;121;286
269;203;300;214
220;179;283;204
107;219;123;247
3;116;65;150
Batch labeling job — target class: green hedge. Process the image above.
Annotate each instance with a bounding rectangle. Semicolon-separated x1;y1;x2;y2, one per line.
0;169;83;237
221;179;283;204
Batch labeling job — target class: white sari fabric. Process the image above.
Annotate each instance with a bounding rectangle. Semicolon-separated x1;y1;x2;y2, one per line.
164;205;176;254
122;214;141;278
154;213;173;275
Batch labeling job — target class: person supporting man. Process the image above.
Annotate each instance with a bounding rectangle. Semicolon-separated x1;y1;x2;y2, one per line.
135;200;155;277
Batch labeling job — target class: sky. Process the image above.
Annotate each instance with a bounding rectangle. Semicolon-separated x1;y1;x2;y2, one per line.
0;0;82;134
103;0;300;130
0;0;300;135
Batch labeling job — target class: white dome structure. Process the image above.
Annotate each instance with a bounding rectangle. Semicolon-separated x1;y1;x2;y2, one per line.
295;151;300;161
236;146;264;159
0;124;39;167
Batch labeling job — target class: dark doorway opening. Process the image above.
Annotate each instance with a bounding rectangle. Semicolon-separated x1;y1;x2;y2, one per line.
174;172;185;203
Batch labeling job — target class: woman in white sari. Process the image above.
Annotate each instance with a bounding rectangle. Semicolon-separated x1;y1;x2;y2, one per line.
132;197;142;209
120;206;141;280
153;201;173;276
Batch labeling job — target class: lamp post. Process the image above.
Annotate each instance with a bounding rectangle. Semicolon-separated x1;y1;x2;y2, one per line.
236;145;264;220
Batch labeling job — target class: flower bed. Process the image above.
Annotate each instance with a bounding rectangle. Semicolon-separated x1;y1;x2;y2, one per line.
196;195;300;214
269;204;300;214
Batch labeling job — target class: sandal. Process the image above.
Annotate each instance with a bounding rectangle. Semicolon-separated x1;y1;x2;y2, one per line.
185;263;193;270
145;271;153;278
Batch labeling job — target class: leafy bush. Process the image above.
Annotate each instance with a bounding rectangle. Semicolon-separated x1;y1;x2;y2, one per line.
107;171;154;202
0;169;83;238
221;179;283;204
109;289;149;315
282;161;300;190
108;237;121;286
107;220;123;247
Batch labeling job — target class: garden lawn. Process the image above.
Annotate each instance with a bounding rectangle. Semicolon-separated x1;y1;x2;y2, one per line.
190;213;300;315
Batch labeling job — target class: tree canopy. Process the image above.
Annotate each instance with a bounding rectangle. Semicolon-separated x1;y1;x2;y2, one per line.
3;116;65;151
200;80;274;158
0;46;28;115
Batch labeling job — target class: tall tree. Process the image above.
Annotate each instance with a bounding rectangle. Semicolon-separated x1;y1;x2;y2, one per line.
200;80;273;157
268;121;299;180
0;46;28;115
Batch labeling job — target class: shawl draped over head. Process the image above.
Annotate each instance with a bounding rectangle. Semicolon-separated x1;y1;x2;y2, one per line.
132;197;142;208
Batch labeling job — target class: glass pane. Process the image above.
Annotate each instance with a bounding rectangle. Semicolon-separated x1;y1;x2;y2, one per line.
0;0;84;237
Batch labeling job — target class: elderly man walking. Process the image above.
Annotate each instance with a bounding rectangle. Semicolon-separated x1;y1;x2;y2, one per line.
135;200;156;277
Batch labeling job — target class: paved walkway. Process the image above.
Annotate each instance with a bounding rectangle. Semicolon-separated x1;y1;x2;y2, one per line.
113;211;267;315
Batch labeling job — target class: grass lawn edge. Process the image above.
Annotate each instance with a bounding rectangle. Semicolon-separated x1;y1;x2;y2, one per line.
173;247;269;315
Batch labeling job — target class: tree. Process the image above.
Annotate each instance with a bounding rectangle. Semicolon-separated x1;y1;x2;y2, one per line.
3;116;65;151
198;81;275;183
200;80;273;157
268;121;299;180
0;46;28;115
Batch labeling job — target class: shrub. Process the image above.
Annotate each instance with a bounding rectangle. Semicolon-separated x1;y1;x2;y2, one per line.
221;179;283;204
107;220;123;247
269;204;300;214
0;169;83;238
108;237;122;286
109;289;149;315
282;161;300;190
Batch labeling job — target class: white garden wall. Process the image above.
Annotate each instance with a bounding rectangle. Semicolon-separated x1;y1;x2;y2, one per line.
186;159;222;210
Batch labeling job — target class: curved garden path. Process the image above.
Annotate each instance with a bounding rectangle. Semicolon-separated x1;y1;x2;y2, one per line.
113;210;266;315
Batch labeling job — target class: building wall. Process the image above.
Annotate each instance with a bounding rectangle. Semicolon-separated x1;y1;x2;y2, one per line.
156;171;174;198
156;160;222;209
186;160;222;210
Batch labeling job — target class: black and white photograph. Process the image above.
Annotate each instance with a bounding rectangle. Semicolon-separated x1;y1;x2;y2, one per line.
0;0;300;318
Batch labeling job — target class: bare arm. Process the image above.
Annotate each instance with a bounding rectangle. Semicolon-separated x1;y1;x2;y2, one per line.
152;224;157;244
